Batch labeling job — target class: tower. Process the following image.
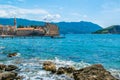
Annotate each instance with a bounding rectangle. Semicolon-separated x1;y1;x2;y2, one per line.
14;17;17;30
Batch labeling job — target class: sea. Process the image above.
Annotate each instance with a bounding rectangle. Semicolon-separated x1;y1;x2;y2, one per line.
0;34;120;80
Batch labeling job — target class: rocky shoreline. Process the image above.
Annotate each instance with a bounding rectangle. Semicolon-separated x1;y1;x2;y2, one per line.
0;61;119;80
42;61;118;80
0;53;118;80
0;64;22;80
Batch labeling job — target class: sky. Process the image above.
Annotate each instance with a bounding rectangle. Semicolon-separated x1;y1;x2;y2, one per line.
0;0;120;27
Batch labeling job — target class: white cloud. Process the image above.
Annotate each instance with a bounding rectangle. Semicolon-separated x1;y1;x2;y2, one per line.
43;14;61;22
0;5;61;21
0;5;48;15
0;10;9;17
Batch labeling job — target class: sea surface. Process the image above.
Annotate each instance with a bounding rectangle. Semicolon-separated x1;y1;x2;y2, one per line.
0;34;120;80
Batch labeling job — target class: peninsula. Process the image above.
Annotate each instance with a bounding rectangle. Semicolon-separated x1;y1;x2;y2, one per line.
0;17;59;37
93;25;120;34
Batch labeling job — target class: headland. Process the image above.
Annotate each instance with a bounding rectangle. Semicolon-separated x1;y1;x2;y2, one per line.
0;17;59;38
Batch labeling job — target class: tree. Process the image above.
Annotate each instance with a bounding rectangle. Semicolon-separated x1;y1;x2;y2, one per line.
17;25;24;28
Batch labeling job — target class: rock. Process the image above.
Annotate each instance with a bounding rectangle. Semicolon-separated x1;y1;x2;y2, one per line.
0;64;6;70
66;67;75;73
43;61;56;73
57;66;75;75
15;76;24;80
73;64;118;80
57;67;66;74
7;52;17;57
0;72;17;80
5;65;18;71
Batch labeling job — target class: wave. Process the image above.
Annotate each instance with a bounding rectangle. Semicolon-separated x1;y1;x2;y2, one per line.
0;46;5;50
2;57;120;80
109;69;120;79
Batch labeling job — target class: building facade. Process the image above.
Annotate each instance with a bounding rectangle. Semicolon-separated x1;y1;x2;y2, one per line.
0;18;59;36
44;23;59;36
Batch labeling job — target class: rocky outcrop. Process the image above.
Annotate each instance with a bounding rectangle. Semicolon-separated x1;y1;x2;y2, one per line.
0;64;6;70
42;62;118;80
0;64;18;71
73;64;118;80
43;61;56;73
93;25;120;34
0;72;17;80
57;67;75;75
7;52;17;57
42;61;75;75
5;65;18;71
0;64;21;80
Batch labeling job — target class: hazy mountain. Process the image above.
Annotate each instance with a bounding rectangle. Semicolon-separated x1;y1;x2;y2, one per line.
0;18;102;34
93;25;120;34
56;21;102;34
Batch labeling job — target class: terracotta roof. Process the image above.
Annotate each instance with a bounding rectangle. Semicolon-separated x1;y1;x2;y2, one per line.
17;28;34;30
34;28;44;31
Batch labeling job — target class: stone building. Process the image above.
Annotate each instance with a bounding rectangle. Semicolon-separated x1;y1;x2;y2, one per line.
0;17;59;36
33;27;45;36
44;23;59;36
16;28;34;36
0;25;3;35
16;23;59;36
0;25;15;35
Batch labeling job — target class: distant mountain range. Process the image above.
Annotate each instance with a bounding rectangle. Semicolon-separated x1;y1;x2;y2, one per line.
0;18;102;34
93;25;120;34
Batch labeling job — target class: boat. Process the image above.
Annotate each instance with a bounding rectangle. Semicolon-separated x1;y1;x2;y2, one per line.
51;36;65;39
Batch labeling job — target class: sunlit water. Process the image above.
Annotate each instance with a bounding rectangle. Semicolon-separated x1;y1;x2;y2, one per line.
0;34;120;80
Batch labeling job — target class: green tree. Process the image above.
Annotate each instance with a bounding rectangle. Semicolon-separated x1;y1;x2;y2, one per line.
17;25;24;28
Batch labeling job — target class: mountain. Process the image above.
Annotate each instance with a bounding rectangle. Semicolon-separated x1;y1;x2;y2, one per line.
0;18;102;34
93;25;120;34
56;21;102;34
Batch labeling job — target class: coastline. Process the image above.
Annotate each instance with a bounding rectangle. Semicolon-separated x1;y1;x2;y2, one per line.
0;57;119;80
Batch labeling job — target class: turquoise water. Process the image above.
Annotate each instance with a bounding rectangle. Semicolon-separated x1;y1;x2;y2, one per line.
0;34;120;79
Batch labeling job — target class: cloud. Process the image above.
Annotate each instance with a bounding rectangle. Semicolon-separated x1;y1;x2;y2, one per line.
0;5;48;15
43;14;61;22
0;5;61;21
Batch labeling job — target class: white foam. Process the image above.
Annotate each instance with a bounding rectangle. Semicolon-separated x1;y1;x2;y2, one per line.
0;46;5;50
3;57;120;80
16;53;21;57
7;58;78;80
109;69;120;79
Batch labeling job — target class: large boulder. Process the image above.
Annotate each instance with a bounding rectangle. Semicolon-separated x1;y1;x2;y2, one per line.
0;64;20;80
73;64;118;80
0;72;17;80
57;67;75;75
66;67;75;73
5;65;18;71
0;64;6;70
57;67;66;74
43;61;56;73
7;52;17;57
